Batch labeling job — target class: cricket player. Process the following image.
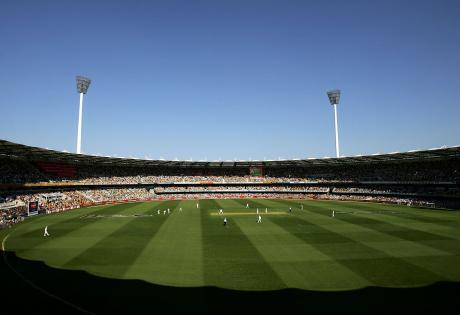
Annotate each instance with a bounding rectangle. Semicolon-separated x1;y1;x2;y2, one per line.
219;209;223;215
332;210;335;217
167;208;170;214
257;215;262;223
223;217;227;226
265;208;267;213
44;226;50;237
246;203;249;208
179;207;182;212
157;209;160;215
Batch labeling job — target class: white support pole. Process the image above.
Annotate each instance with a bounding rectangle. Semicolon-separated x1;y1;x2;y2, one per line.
77;92;84;154
333;103;340;157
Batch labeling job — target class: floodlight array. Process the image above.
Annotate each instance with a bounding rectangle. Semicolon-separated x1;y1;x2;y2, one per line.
76;76;91;94
327;90;341;105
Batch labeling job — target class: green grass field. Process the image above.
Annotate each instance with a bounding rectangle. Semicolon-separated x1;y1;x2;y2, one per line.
3;199;460;292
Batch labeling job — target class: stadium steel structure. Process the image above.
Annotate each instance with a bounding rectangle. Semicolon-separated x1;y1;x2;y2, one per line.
327;89;341;158
76;76;91;155
0;139;459;168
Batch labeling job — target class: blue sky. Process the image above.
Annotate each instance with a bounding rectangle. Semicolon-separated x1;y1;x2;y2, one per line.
1;0;459;160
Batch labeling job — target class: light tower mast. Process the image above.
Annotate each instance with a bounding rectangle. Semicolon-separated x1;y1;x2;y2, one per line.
327;89;341;157
76;76;91;154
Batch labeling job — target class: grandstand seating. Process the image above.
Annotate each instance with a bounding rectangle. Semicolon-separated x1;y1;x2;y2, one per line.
34;161;77;177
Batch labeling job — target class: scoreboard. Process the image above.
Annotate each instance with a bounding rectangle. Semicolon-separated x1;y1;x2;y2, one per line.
249;166;264;177
28;201;39;216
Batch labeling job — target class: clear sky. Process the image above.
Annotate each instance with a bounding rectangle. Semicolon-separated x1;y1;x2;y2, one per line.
1;0;459;161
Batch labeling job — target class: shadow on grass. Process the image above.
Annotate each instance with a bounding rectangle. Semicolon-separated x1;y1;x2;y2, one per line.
1;250;459;315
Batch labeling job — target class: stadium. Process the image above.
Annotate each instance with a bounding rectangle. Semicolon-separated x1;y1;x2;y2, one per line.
2;1;460;314
1;138;460;314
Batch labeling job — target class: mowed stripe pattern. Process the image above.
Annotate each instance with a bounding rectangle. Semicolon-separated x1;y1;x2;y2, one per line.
5;199;460;291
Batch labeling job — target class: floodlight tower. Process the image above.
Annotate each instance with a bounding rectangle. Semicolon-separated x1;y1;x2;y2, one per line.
76;76;91;154
327;89;341;157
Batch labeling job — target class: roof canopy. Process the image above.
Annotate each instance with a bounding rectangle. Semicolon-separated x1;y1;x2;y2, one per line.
0;139;459;168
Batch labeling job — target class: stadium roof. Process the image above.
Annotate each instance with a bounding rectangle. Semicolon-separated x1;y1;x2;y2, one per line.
0;139;459;168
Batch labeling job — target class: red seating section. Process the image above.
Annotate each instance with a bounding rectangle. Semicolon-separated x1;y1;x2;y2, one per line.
34;161;77;177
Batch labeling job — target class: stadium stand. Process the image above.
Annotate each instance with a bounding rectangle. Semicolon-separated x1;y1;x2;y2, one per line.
1;139;459;228
34;161;77;178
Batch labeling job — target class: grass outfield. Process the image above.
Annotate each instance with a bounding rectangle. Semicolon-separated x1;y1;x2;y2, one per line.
3;198;460;293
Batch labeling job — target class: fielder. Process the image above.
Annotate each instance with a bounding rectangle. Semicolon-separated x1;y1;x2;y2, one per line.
257;215;262;223
246;203;249;208
219;209;223;215
44;226;50;237
223;217;228;226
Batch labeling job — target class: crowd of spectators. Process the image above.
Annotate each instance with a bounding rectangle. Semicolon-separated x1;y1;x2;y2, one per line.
0;188;155;228
82;188;153;202
1;157;459;185
78;175;318;185
332;185;459;196
0;205;26;229
333;187;394;195
0;158;45;184
265;160;460;182
155;193;312;200
12;191;90;214
154;185;329;193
